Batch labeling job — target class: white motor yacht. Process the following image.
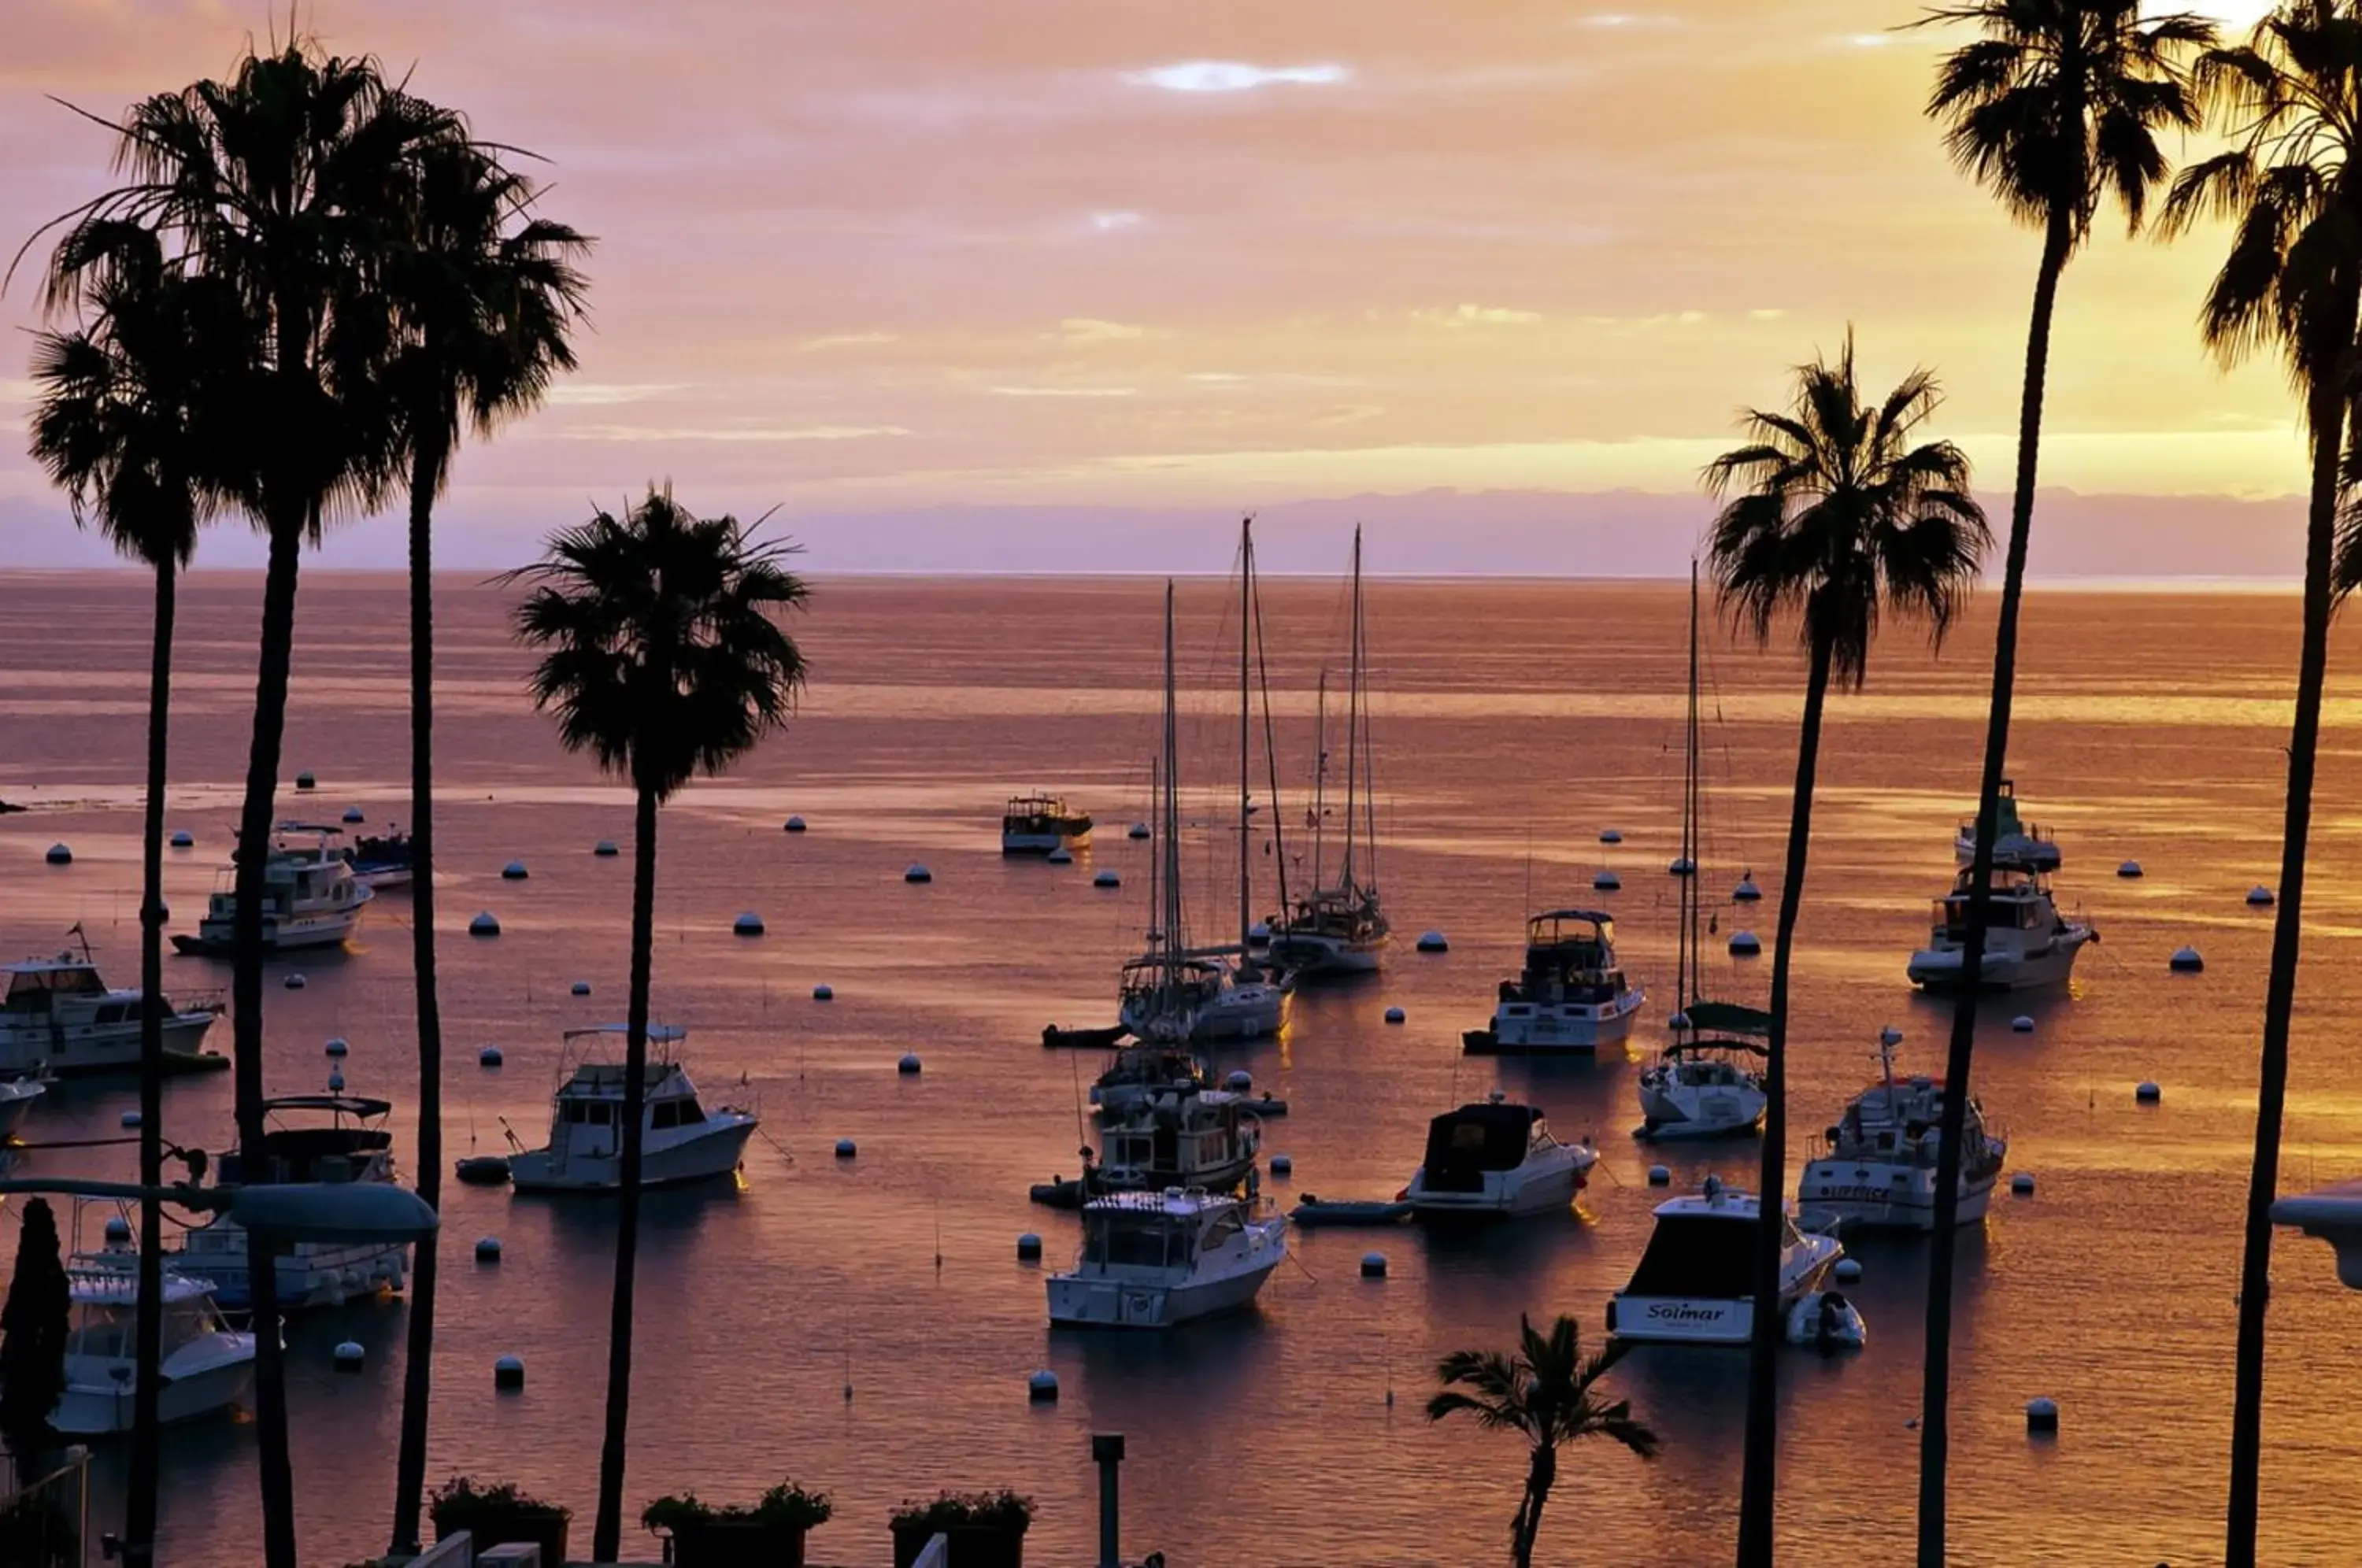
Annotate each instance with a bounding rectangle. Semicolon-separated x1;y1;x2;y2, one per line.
1464;908;1643;1054
1405;1093;1597;1218
344;824;415;890
0;936;224;1075
1093;1042;1209;1121
172;823;372;956
1002;793;1093;856
1087;1086;1263;1196
1906;865;2094;992
57;1215;254;1436
506;1025;759;1194
171;1093;409;1309
1953;778;2060;872
1607;1175;1843;1345
1797;1035;2008;1231
1048;1189;1287;1329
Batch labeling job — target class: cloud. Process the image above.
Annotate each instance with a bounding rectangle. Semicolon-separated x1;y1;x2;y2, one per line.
798;332;901;352
550;423;912;442
1576;13;1684;29
1124;61;1352;94
988;386;1137;398
1060;318;1146;343
1411;303;1544;328
1748;308;1786;320
545;382;692;406
1090;210;1145;233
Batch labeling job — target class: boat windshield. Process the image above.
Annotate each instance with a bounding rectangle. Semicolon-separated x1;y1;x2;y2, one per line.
1082;1213;1185;1269
1420;1104;1544;1190
1623;1215;1757;1297
4;965;104;1006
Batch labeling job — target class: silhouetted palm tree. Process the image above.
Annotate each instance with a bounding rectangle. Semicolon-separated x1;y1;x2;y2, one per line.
1705;335;1988;1568
1909;6;2210;1561
510;488;808;1562
381;138;589;1558
2160;9;2362;1562
31;43;464;1568
1427;1313;1657;1568
26;219;231;1568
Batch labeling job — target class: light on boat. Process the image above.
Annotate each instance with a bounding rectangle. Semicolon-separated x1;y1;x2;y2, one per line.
1361;1252;1388;1278
468;912;501;937
332;1341;365;1372
494;1355;525;1392
44;844;71;866
1384;1006;1406;1024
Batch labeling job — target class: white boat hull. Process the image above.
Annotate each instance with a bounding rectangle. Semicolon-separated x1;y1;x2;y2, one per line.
1953;830;2058;871
184;901;368;954
174;1237;409;1310
1479;989;1644;1052
509;1115;757;1193
1609;1252;1838;1345
1408;1149;1592;1218
1638;1080;1766;1140
55;1333;255;1435
1797;1159;1998;1232
1265;930;1385;978
1907;928;2091;992
1004;828;1090;854
1048;1252;1283;1329
0;1008;217;1076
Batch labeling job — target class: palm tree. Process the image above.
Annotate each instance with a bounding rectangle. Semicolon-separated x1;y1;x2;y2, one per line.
26;219;231;1568
1908;7;2210;1562
1427;1312;1658;1568
381;139;589;1559
1705;335;1989;1568
510;488;809;1563
2159;9;2362;1562
30;43;464;1568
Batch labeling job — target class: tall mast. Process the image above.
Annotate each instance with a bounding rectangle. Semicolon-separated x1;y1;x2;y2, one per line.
1311;669;1328;892
1238;519;1254;952
1679;559;1701;1018
1162;580;1183;982
1355;525;1376;891
1342;526;1362;890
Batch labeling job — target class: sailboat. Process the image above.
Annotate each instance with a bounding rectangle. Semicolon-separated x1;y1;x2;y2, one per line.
1268;526;1390;978
1116;563;1289;1046
1635;563;1769;1140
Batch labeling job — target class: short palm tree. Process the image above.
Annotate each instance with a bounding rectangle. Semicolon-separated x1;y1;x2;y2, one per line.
510;487;809;1563
1705;335;1988;1568
1427;1312;1658;1568
2160;9;2362;1562
31;46;463;1567
26;218;231;1568
1909;6;2210;1561
382;138;588;1559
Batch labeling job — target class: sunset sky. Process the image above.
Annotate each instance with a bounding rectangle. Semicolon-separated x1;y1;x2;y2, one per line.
0;0;2318;572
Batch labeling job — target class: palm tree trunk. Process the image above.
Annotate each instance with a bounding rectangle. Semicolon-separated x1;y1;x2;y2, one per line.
389;437;446;1555
2223;353;2351;1568
1513;1443;1557;1568
592;782;661;1562
233;516;303;1568
1735;630;1832;1568
1917;202;2072;1568
124;556;176;1568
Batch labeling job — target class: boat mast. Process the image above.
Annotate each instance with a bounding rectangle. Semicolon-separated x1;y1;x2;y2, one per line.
1342;526;1361;893
1356;525;1378;895
1238;519;1253;955
1311;669;1329;893
1679;559;1701;1020
1162;582;1184;986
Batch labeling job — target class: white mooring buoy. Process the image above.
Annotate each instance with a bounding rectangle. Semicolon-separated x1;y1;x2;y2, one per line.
2248;886;2275;907
2011;1172;2035;1196
2136;1080;2161;1104
1225;1070;1253;1092
1648;1164;1671;1186
170;830;194;849
2012;1015;2034;1034
2170;945;2204;973
44;844;71;866
1094;870;1121;889
1384;1007;1406;1025
2118;860;2143;878
904;864;932;885
294;771;317;791
327;1068;345;1093
1834;1258;1864;1284
594;840;619;857
571;981;590;997
468;912;501;937
1599;828;1623;845
1594;870;1622;892
835;1138;857;1159
479;1045;504;1068
1016;1232;1042;1260
341;808;365;825
1028;1370;1059;1402
121;1111;142;1130
476;1237;502;1263
325;1037;349;1057
1361;1252;1388;1279
898;1052;922;1075
1881;1026;1904;1047
784;815;807;833
333;1341;365;1372
1416;930;1449;953
1271;1154;1293;1176
1047;847;1073;865
1128;822;1151;841
2026;1396;2059;1434
1728;930;1761;956
494;1355;525;1392
502;860;528;881
283;974;306;990
733;912;765;937
1734;877;1762;902
813;984;835;1001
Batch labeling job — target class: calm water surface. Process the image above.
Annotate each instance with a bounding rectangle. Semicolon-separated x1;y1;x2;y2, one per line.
2;571;2360;1567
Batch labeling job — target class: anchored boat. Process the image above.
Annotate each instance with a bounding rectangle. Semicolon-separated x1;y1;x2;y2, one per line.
1464;909;1643;1054
1906;865;2094;992
1405;1093;1596;1218
1607;1175;1842;1345
1797;1034;2007;1231
1002;793;1093;855
57;1212;254;1435
171;823;372;956
506;1025;759;1193
1047;1188;1286;1329
0;932;224;1076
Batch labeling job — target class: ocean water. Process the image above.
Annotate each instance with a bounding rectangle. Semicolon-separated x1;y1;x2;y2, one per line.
2;569;2361;1567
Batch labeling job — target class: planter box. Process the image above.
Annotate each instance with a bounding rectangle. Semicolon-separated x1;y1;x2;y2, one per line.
432;1511;569;1566
890;1522;1026;1568
670;1518;809;1568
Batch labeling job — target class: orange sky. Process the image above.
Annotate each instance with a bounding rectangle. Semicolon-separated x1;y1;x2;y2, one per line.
0;0;2321;570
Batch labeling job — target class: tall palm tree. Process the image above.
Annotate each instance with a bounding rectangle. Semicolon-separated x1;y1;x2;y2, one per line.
26;219;231;1568
2160;9;2362;1562
1908;7;2210;1562
1427;1312;1658;1568
31;43;464;1568
382;139;589;1559
1705;335;1988;1568
510;488;808;1563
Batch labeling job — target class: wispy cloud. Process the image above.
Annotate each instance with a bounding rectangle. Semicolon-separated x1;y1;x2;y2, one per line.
1090;210;1145;233
1060;318;1146;343
1748;308;1786;321
546;382;691;406
1411;303;1543;328
552;423;912;442
989;386;1138;399
798;332;901;352
1124;61;1352;94
1576;13;1683;29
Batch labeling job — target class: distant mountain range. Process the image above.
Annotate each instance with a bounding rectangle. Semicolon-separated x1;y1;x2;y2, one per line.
0;486;2308;580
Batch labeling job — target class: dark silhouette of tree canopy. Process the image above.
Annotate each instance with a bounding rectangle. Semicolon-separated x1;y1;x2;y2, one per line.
0;1202;70;1469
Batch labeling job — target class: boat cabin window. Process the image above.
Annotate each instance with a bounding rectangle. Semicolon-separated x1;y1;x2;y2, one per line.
1083;1216;1174;1270
1201;1208;1243;1248
69;1302;132;1358
1420;1105;1542;1191
94;1004;130;1026
562;1100;616;1126
649;1099;706;1130
6;967;106;1007
1623;1215;1753;1298
163;1298;218;1347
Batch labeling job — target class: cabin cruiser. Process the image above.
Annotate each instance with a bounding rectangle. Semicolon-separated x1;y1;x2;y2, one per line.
506;1025;759;1193
0;937;223;1076
1606;1175;1842;1344
1464;909;1643;1053
1047;1189;1287;1329
1638;1008;1769;1141
1906;865;2094;992
57;1214;255;1435
1405;1093;1597;1218
345;824;415;890
1953;778;2060;872
171;1093;409;1309
1002;793;1092;856
1797;1036;2007;1231
171;823;372;956
1086;1086;1263;1196
1093;1041;1209;1120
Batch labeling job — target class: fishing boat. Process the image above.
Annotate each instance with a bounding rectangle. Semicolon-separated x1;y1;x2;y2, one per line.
1905;865;2095;992
506;1024;760;1193
1084;1086;1263;1196
56;1213;254;1436
1606;1175;1843;1345
1636;563;1769;1140
344;824;415;890
1092;1041;1209;1120
1464;909;1643;1054
0;931;224;1076
1953;778;2060;871
1267;527;1391;978
1797;1034;2007;1231
1001;793;1093;856
171;1093;409;1309
1047;1188;1287;1329
171;823;372;956
1404;1093;1597;1218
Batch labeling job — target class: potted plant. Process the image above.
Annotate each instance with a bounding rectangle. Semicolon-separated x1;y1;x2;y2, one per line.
642;1479;832;1567
428;1477;571;1565
889;1490;1034;1568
